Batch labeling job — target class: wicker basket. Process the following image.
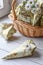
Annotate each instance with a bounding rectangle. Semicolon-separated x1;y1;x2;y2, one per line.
8;0;43;37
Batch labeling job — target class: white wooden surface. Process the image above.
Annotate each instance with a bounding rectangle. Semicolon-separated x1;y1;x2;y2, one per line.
0;16;43;65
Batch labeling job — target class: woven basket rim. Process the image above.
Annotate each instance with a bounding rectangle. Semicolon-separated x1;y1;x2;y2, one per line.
9;13;43;29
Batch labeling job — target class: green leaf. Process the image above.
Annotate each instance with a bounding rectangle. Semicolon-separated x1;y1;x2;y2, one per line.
23;1;27;6
31;5;35;8
34;0;37;3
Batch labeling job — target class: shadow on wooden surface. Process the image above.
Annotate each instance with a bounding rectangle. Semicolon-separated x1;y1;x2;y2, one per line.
7;36;21;41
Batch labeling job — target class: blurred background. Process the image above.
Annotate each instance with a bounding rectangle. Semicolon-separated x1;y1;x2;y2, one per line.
0;0;12;18
0;0;25;18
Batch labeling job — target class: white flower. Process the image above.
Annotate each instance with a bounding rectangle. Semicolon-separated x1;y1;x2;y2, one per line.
27;0;34;6
31;8;36;14
25;3;31;10
35;2;39;8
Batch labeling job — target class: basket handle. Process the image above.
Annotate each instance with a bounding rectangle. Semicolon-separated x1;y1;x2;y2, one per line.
11;0;17;20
